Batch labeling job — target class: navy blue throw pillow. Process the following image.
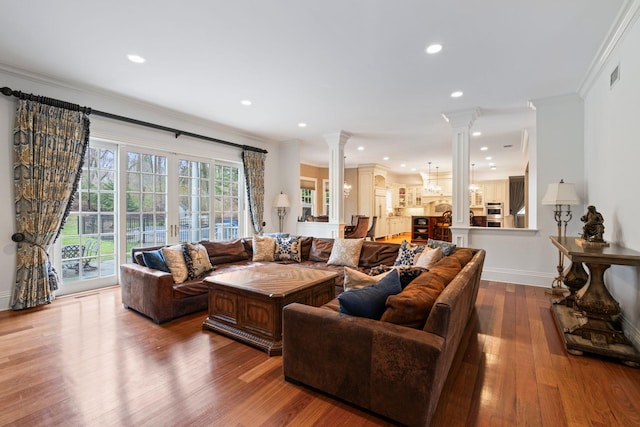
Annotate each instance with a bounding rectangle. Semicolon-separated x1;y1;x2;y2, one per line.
338;269;402;319
142;249;170;272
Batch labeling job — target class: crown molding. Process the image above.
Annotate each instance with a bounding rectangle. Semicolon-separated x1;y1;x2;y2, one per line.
578;0;640;97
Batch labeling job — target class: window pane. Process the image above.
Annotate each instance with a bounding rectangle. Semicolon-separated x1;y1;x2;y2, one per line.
127;152;140;172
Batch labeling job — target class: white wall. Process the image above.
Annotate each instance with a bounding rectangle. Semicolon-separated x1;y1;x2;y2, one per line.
582;2;640;338
469;94;585;287
0;68;280;310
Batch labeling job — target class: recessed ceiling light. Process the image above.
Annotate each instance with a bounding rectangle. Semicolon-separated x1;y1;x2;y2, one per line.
480;146;488;151
400;163;406;167
472;131;482;137
298;122;307;128
485;156;493;160
383;156;389;161
127;54;146;64
491;166;497;170
451;91;463;98
357;146;364;151
425;44;443;54
411;168;416;171
240;99;252;106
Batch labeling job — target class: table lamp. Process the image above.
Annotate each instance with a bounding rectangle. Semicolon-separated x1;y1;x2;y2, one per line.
274;192;290;233
542;179;580;294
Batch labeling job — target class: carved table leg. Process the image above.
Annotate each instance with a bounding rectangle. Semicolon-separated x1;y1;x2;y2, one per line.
562;261;589;308
575;263;620;319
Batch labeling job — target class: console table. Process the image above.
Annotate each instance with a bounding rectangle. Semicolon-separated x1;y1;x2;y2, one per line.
549;236;640;366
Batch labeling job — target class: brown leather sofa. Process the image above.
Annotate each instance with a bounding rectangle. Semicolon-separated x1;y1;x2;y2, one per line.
120;237;401;324
282;247;486;427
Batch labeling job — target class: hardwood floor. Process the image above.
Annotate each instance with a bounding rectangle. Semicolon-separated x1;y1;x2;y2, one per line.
2;279;640;426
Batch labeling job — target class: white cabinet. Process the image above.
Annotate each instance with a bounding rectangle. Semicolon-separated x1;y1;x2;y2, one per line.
392;184;407;208
470;186;484;208
358;165;388;219
386;216;411;237
483;180;507;203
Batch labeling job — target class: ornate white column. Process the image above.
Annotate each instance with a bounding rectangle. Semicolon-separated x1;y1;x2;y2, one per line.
323;131;351;229
442;108;479;248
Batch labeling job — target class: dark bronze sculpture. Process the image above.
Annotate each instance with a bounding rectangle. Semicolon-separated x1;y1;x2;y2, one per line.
580;205;605;242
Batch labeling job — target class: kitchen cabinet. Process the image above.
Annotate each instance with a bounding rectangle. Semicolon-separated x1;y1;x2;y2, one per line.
482;180;507;203
357;165;390;239
470;185;484;208
392;184;407;208
387;216;411;237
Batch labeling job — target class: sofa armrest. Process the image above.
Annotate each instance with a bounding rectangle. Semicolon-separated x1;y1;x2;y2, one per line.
120;264;176;323
283;303;445;426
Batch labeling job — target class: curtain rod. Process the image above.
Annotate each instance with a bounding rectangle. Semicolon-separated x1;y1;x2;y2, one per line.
0;86;267;154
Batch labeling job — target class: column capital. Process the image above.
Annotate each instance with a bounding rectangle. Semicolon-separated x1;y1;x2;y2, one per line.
442;108;481;129
323;131;352;147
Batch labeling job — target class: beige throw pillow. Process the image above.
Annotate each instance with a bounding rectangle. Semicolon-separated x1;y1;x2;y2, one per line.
343;267;395;291
413;246;443;269
327;238;364;268
162;244;189;284
252;235;275;262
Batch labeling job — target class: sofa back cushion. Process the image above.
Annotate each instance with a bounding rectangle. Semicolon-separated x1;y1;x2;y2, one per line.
200;239;249;264
448;247;474;267
380;271;446;328
308;238;334;262
358;241;401;268
429;256;462;285
299;236;314;260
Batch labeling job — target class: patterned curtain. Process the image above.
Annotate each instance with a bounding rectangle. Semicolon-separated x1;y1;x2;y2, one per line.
242;149;266;235
11;99;90;310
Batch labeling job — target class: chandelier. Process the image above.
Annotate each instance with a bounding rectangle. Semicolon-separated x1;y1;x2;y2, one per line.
469;163;480;192
343;181;352;198
433;166;442;193
421;162;441;194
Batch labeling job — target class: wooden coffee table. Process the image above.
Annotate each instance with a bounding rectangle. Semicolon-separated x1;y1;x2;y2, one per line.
202;263;337;356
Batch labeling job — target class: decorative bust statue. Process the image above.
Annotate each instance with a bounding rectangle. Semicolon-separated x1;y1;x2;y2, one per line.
580;205;605;242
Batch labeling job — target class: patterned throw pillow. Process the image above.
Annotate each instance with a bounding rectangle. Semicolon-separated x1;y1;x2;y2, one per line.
327;238;364;268
162;244;189;284
252;235;275;262
393;240;426;266
274;235;302;262
343;266;394;291
427;238;457;256
413;246;443;269
368;265;427;288
183;243;214;279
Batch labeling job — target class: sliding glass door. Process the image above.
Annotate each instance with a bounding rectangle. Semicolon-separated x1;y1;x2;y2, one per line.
124;150;169;262
178;158;211;242
58;142;117;293
57;139;244;294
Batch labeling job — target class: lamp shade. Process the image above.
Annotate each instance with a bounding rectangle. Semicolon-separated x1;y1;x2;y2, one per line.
274;192;290;208
542;180;580;205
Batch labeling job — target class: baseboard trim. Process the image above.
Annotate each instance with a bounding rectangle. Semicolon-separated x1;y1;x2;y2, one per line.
0;290;12;311
481;267;553;287
621;314;640;350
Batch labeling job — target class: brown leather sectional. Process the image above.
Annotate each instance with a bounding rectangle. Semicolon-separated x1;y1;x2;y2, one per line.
120;236;486;425
120;237;401;324
282;247;486;426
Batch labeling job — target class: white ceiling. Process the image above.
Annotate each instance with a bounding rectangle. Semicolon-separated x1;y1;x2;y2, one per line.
0;1;624;180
